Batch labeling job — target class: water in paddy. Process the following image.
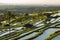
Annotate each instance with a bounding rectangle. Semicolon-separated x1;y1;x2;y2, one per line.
52;35;60;40
18;32;38;40
33;28;60;40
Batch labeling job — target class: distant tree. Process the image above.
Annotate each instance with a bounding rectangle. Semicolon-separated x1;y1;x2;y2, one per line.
25;13;28;16
7;11;15;18
0;22;2;25
4;24;10;26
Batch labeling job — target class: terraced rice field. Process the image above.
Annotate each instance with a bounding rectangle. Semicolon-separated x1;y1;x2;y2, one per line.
0;11;60;40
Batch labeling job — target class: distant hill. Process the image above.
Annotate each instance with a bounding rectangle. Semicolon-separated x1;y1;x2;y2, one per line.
0;5;60;13
0;5;60;10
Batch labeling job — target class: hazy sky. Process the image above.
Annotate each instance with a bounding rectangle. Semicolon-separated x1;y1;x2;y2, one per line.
0;0;60;5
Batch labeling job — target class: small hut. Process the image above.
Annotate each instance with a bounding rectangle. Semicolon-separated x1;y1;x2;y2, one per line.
24;23;33;28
